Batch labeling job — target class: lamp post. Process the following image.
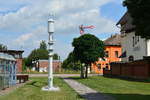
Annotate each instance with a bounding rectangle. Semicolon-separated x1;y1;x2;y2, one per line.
42;17;59;91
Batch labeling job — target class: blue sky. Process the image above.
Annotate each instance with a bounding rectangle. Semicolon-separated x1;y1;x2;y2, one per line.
0;0;126;60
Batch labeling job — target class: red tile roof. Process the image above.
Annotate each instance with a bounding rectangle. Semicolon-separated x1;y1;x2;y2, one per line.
104;34;121;46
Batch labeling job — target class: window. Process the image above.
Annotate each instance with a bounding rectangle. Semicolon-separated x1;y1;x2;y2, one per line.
135;36;139;45
133;36;140;47
136;36;140;43
133;36;135;47
115;51;119;58
106;64;109;69
129;56;134;62
97;64;101;70
135;36;137;45
105;51;109;57
137;36;140;42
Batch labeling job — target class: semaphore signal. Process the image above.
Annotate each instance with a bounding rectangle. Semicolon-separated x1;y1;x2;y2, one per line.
79;24;95;35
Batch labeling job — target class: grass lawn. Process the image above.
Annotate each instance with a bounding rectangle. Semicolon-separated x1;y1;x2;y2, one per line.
22;69;80;74
74;76;150;100
0;77;84;100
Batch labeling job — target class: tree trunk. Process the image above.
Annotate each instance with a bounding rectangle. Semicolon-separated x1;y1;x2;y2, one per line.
85;65;88;78
80;66;84;78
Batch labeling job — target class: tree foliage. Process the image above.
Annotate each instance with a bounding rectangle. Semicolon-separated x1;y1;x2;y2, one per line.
29;49;49;60
25;40;48;67
0;44;7;50
26;49;49;66
72;34;105;64
62;52;81;71
40;40;47;49
22;57;28;71
72;34;105;78
25;40;60;68
123;0;150;39
53;53;59;60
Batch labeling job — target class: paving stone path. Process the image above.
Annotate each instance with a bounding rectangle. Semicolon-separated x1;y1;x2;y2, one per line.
63;78;115;100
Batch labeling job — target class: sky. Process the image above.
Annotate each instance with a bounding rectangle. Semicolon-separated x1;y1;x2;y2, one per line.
0;0;126;60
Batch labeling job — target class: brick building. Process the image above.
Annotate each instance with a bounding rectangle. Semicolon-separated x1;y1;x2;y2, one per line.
91;34;122;74
0;50;24;73
35;60;62;72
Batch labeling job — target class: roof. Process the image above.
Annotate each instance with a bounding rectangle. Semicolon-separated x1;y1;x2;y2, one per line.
116;12;135;33
116;12;129;25
0;53;16;61
104;34;121;46
0;50;24;54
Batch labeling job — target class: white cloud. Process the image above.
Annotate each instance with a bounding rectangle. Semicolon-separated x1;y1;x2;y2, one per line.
14;26;46;46
113;0;124;4
0;0;121;59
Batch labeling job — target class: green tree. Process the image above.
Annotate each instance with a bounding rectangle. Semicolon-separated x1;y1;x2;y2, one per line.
53;53;59;60
62;52;81;71
27;49;49;67
40;40;47;50
35;49;49;59
22;58;28;72
123;0;150;39
0;44;7;50
25;40;49;68
72;34;105;78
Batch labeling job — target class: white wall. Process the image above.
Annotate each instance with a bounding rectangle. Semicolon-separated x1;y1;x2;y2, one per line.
121;32;147;61
39;67;47;72
147;40;150;56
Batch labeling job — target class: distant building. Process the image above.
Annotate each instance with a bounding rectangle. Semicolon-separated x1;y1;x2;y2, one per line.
0;50;24;73
34;60;62;72
91;34;122;74
117;12;150;62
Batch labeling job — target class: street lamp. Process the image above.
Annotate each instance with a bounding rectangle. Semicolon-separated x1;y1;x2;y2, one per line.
42;17;59;91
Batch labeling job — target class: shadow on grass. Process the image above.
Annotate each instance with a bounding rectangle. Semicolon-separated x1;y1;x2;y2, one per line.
64;76;93;80
80;92;114;100
70;75;150;83
79;92;150;100
103;75;150;83
26;81;47;88
106;93;150;100
67;77;150;100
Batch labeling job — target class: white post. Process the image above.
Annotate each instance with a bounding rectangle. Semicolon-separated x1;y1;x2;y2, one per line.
48;32;53;88
42;17;59;91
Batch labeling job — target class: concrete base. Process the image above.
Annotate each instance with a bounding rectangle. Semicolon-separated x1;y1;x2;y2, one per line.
41;86;60;91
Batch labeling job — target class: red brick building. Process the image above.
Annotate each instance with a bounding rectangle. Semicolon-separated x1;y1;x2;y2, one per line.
35;60;62;72
0;50;24;73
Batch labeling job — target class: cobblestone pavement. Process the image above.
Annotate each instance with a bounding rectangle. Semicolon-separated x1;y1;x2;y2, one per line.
63;78;115;100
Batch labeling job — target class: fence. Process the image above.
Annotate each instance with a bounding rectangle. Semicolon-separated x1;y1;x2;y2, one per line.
103;59;150;79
